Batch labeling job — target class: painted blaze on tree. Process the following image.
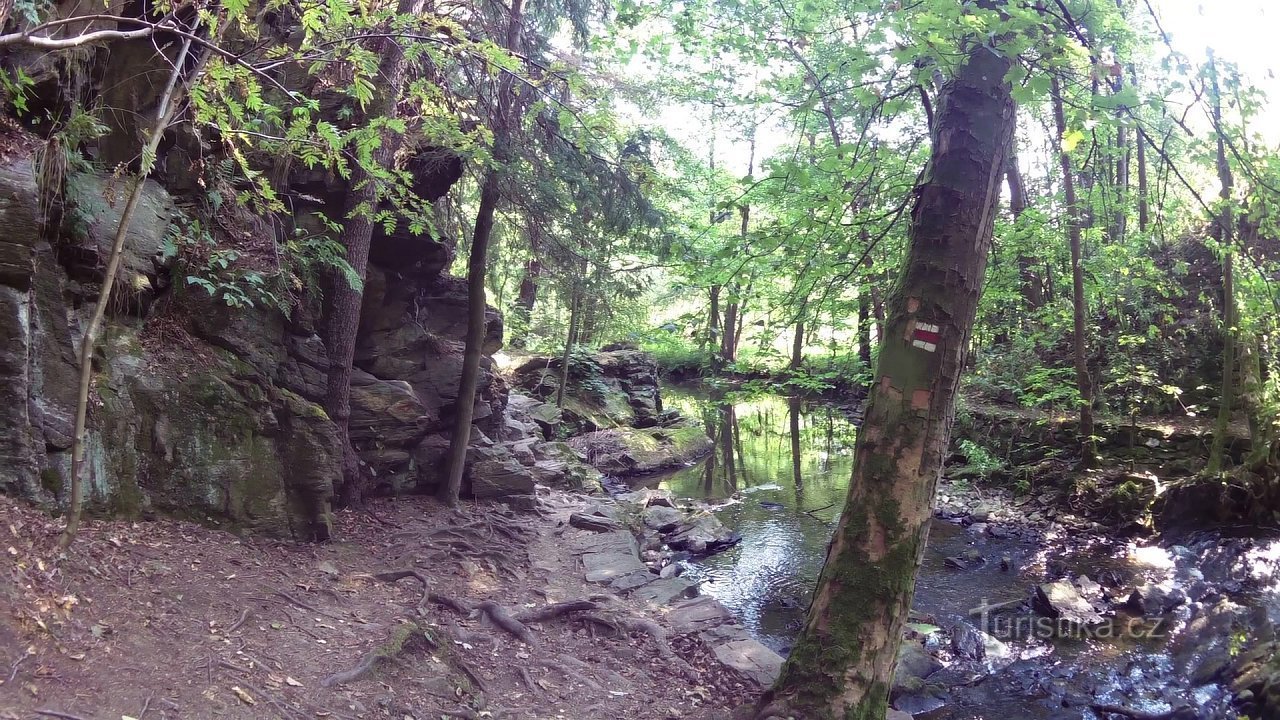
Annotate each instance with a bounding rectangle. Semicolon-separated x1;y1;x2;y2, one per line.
757;46;1016;720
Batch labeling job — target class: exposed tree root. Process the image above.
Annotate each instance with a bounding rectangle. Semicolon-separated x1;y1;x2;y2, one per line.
537;656;603;691
580;612;697;680
371;570;473;615
226;608;251;634
513;599;599;624
518;666;541;694
476;601;537;645
272;590;341;620
445;618;499;650
321;622;434;688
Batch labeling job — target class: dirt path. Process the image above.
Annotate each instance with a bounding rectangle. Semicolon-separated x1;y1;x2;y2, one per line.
0;492;756;719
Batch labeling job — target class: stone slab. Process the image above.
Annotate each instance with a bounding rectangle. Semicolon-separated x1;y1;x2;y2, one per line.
610;569;658;592
710;638;784;687
630;577;697;606
666;595;731;634
582;550;648;583
567;530;638;556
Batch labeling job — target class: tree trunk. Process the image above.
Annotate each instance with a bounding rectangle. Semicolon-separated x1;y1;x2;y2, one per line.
556;284;580;409
789;396;803;492
858;291;872;368
325;0;423;507
1135;84;1150;233
758;44;1014;719
1207;51;1237;475
440;0;523;505
60;37;202;549
708;284;722;371
721;287;740;364
1051;75;1097;465
1110;55;1129;245
734;278;751;353
509;226;541;348
790;320;805;372
1006;146;1042;311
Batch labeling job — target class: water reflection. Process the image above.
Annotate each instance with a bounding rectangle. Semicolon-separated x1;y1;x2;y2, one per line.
642;386;858;651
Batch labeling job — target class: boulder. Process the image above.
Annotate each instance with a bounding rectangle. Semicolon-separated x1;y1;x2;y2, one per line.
1124;582;1188;616
644;505;683;532
511;348;663;432
570;511;621;533
469;456;536;499
0;159;40;290
950;622;987;660
570;419;714;477
349;369;433;446
894;640;943;692
666;596;732;634
666;514;741;556
1034;579;1104;626
62;170;176;309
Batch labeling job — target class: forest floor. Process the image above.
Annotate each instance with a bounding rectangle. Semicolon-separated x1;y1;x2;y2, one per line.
0;491;759;720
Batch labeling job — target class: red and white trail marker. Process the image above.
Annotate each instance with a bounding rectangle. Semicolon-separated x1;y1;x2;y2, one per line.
912;321;940;352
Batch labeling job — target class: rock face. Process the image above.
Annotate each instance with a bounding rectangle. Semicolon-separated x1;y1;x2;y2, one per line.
511;346;664;433
512;345;713;478
0;136;554;536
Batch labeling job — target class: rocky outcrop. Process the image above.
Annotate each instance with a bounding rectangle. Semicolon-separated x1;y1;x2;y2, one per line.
0;136;561;535
569;419;714;477
510;346;713;478
512;346;664;433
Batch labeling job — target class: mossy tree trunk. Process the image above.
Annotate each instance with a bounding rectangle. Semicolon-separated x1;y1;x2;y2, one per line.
757;44;1014;720
1207;50;1237;476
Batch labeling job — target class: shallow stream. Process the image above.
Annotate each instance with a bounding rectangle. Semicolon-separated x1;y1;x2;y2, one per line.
635;385;1280;719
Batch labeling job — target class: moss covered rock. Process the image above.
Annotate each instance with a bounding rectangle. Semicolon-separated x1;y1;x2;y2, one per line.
569;418;714;477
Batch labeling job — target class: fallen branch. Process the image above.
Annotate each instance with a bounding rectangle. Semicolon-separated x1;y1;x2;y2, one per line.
34;711;91;720
8;649;29;682
803;503;836;517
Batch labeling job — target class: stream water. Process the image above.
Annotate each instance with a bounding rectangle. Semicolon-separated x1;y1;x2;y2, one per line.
635;385;1280;719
